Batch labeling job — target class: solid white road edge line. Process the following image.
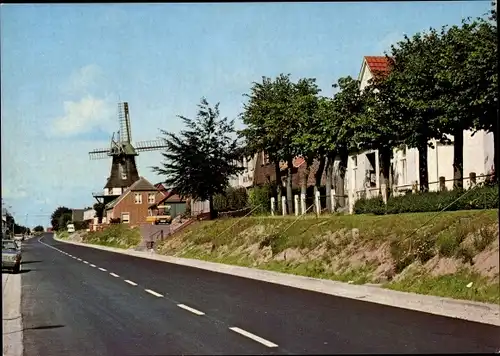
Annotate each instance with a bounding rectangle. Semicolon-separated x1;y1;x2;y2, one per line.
110;273;120;278
98;267;107;272
177;304;205;315
124;280;137;286
229;327;278;348
145;289;164;297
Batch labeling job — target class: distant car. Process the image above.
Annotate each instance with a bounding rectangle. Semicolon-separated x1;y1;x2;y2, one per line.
2;239;22;273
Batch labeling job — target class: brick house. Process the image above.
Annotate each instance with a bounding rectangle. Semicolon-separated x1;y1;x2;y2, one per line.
104;177;166;227
253;152;327;189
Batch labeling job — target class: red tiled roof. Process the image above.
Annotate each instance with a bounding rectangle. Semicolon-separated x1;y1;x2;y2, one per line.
364;56;392;77
154;183;168;192
279;157;306;171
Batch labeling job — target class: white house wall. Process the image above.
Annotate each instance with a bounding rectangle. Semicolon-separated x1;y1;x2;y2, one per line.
229;154;257;189
464;129;495;181
83;209;96;221
191;199;210;216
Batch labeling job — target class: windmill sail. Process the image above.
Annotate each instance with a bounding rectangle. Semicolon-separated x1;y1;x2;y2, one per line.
118;102;132;143
135;139;167;152
89;148;111;160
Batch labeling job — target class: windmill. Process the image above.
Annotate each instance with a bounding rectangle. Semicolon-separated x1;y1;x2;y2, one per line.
89;102;167;204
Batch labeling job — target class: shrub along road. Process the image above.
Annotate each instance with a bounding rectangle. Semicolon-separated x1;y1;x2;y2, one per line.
17;233;500;355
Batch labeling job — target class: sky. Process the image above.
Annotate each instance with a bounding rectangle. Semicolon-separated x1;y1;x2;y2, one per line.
0;1;493;227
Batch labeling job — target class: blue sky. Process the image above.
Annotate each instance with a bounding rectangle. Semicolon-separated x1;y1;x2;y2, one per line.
1;2;492;227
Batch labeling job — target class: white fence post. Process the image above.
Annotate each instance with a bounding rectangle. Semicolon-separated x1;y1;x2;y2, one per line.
294;195;299;216
331;189;336;212
270;197;275;216
300;193;306;215
315;191;320;217
281;196;287;216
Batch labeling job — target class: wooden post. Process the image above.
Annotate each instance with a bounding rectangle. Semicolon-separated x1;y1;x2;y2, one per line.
281;196;287;216
270;197;275;216
294;195;299;216
300;193;306;215
439;176;446;191
315;191;321;217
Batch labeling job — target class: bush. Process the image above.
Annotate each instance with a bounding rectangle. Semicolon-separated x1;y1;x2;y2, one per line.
354;185;498;215
354;196;385;215
82;224;141;249
248;184;274;214
214;187;249;212
73;221;89;230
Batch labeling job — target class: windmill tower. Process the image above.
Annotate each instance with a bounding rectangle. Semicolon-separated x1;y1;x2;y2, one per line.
89;102;167;204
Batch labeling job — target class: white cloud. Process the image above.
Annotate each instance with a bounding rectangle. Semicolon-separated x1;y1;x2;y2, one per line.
63;64;102;95
50;95;115;136
1;187;27;200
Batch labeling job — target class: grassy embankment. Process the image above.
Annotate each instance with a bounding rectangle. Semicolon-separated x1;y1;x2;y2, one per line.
61;210;499;304
62;225;141;249
156;209;499;304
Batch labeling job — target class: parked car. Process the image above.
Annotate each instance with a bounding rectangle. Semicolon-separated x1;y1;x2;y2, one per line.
67;223;75;233
2;239;22;273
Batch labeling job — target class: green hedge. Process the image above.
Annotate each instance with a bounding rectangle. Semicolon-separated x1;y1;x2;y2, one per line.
354;185;499;215
214;187;249;212
248;184;273;214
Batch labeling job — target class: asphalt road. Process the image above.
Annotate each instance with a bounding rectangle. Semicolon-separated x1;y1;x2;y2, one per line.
19;233;499;355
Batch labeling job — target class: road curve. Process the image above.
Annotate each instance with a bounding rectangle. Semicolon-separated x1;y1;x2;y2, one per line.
19;233;500;355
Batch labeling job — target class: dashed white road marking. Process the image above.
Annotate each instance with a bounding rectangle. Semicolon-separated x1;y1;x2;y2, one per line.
145;289;163;297
124;280;137;286
177;304;205;316
90;264;96;268
229;327;278;348
83;261;89;264
98;267;107;272
110;273;119;278
77;258;82;261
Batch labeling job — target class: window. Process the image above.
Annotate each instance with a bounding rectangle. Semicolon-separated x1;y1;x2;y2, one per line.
134;193;142;204
148;193;155;204
121;212;130;224
262;151;270;165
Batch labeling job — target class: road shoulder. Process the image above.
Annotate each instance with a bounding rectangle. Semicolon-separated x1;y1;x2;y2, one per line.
52;234;500;327
2;272;23;356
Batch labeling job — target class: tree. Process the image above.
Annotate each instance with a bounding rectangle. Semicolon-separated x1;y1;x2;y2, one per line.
50;206;72;231
152;98;243;220
326;76;365;209
430;17;497;188
357;68;406;200
451;17;497;181
93;202;105;224
290;78;322;206
241;74;310;214
239;76;284;213
387;31;449;191
33;225;44;232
